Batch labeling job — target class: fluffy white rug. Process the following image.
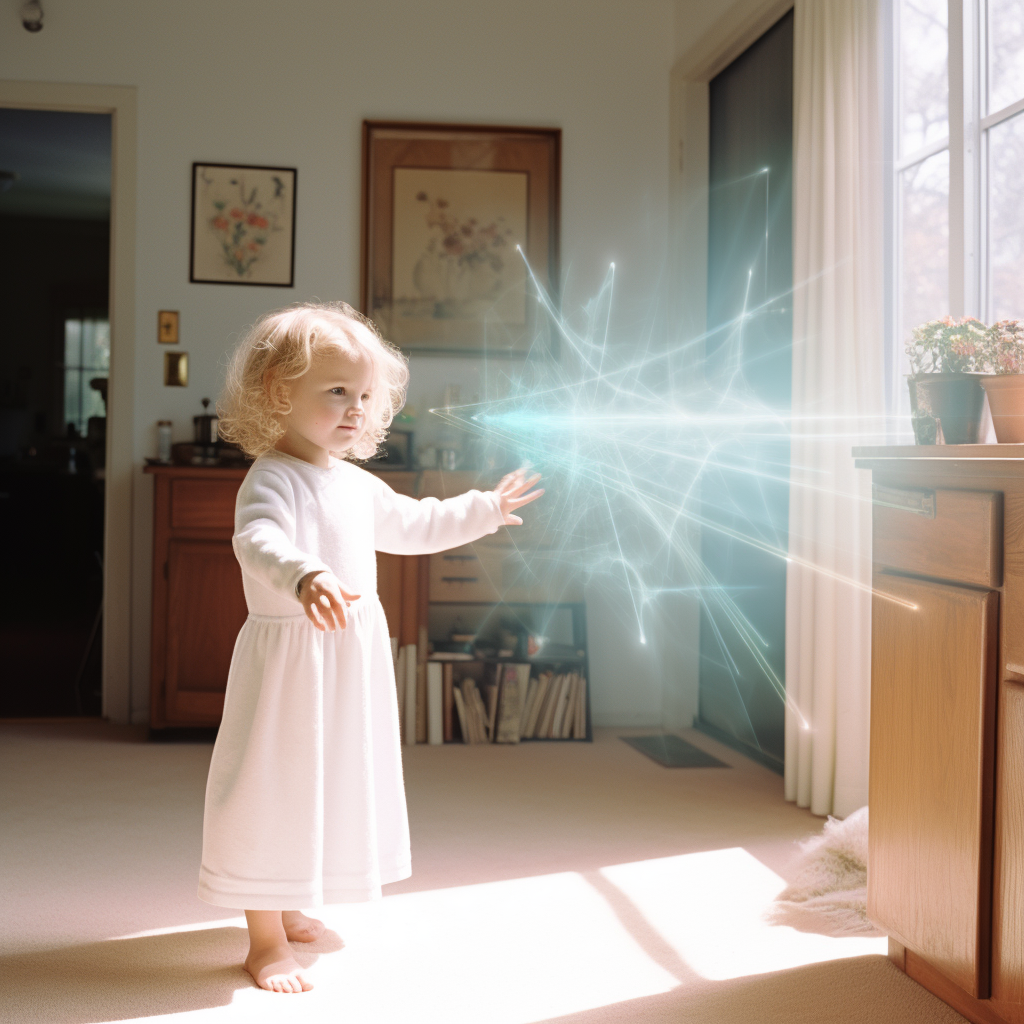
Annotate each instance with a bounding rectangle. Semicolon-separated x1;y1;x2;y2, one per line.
767;806;883;937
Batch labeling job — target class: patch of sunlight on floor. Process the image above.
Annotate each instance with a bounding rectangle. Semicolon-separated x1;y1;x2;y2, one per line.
119;870;678;1024
600;847;887;982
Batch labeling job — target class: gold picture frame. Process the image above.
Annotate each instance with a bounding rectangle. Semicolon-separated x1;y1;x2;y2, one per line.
163;351;188;387
158;310;179;344
361;121;560;356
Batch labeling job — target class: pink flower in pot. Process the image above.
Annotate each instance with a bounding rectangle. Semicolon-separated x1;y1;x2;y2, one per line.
904;317;991;444
981;320;1024;443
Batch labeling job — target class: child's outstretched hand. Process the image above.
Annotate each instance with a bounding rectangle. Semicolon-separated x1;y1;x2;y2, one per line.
297;571;360;632
494;468;544;526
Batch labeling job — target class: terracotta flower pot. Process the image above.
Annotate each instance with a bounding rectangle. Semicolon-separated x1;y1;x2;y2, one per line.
907;373;988;445
981;375;1024;443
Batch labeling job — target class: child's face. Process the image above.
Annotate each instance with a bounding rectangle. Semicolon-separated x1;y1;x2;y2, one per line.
279;338;374;459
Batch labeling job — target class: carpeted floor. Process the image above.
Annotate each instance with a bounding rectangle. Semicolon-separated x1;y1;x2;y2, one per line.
0;721;967;1023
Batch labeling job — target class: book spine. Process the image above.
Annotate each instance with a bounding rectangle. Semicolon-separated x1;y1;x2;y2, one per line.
561;673;578;739
443;663;454;742
550;675;567;737
427;662;443;745
416;625;428;743
529;673;553;737
576;676;587;739
396;645;407;730
520;677;538;738
403;643;417;745
471;685;489;743
544;674;566;737
495;665;522;744
452;687;469;743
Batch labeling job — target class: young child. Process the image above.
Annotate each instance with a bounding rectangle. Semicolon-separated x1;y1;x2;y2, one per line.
199;301;542;993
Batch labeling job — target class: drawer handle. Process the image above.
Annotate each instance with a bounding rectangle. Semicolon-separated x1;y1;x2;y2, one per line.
442;554;477;562
441;576;479;584
872;484;936;518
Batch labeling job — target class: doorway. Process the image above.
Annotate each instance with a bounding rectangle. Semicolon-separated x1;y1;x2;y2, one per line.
698;10;793;770
0;108;112;716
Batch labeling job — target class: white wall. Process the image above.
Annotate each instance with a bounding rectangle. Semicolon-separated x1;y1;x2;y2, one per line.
1;0;680;726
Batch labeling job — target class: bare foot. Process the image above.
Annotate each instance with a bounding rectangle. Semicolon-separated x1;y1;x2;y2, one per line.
283;910;325;943
244;943;313;993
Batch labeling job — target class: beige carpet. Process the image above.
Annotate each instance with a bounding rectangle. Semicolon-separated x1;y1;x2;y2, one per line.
0;721;967;1023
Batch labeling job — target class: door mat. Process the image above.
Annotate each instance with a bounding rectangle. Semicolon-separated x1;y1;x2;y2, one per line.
621;734;731;768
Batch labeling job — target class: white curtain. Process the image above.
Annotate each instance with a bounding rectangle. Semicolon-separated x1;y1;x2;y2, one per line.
785;0;884;818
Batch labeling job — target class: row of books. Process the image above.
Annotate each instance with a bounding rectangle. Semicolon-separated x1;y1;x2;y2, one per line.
389;639;588;743
448;663;588;743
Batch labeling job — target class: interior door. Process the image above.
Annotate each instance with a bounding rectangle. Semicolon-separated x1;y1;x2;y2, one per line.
698;9;793;767
868;572;997;998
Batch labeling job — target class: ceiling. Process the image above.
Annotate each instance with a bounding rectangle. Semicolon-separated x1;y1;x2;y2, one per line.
0;107;111;220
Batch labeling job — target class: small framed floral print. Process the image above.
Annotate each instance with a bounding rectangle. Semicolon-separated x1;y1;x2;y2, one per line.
190;163;297;287
361;122;560;355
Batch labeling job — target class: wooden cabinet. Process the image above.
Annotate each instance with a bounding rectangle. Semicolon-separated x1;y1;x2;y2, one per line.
144;466;580;734
163;539;249;725
145;465;423;729
869;573;997;998
856;446;1024;1024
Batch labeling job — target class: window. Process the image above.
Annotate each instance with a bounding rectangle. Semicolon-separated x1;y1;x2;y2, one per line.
63;316;109;437
985;0;1024;320
889;0;1024;423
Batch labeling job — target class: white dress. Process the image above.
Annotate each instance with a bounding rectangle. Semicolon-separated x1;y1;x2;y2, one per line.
197;449;504;910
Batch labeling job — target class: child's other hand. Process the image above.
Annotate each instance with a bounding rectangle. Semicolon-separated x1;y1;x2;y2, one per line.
297;571;360;632
494;467;544;526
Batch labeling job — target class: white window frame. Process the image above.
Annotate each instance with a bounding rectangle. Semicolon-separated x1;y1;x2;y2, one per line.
888;0;1024;414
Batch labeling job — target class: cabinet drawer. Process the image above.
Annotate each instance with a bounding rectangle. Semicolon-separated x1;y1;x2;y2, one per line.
430;543;583;603
873;486;1002;588
170;478;239;530
430;544;505;603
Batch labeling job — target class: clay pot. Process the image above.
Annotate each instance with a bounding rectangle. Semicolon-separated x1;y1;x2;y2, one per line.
981;375;1024;443
907;373;988;445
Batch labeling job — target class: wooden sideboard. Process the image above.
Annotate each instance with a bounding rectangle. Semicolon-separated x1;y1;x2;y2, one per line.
855;446;1024;1024
143;464;584;731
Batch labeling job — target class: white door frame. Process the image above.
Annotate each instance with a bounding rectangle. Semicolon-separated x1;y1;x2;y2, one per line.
0;80;137;723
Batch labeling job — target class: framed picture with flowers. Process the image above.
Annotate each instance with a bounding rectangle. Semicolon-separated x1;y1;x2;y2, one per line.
189;163;297;287
361;122;560;355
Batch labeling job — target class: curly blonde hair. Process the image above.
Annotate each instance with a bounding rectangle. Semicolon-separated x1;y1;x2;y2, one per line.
219;301;409;461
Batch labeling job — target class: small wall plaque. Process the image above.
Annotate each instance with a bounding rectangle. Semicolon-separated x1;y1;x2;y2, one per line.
164;351;189;387
158;310;180;344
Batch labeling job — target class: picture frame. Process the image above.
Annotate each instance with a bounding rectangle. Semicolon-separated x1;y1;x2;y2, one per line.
190;162;297;287
158;310;179;343
163;351;188;387
361;121;560;356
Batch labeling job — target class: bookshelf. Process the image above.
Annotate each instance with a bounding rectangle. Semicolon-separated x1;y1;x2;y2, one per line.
388;470;592;746
424;601;591;744
393;599;591;745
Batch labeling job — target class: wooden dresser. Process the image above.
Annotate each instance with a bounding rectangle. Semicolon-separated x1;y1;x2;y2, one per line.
143;464;583;731
855;446;1024;1024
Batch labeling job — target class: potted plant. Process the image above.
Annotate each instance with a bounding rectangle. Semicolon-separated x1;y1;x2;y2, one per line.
980;320;1024;442
905;317;990;444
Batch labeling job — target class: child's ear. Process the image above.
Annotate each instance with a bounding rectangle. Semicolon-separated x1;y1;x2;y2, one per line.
264;368;290;414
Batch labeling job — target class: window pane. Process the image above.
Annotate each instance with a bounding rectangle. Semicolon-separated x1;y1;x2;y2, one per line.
900;0;949;156
64;368;82;434
988;111;1024;320
64;319;81;368
900;149;950;354
988;0;1024;114
81;318;110;371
